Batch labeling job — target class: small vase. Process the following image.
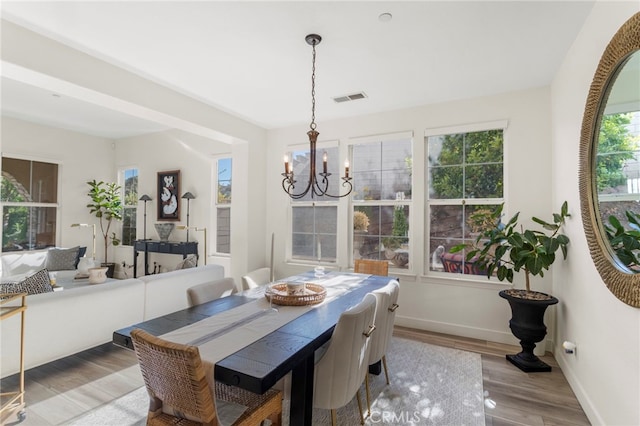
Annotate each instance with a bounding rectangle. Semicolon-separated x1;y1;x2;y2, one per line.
88;267;108;284
77;256;95;275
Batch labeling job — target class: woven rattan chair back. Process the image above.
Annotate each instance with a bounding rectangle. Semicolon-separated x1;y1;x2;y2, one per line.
131;328;218;425
354;259;389;276
131;328;283;426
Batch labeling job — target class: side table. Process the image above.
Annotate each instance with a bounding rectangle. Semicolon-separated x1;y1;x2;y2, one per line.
133;240;198;277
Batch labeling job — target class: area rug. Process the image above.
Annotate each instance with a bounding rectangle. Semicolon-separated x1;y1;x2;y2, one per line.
69;337;485;425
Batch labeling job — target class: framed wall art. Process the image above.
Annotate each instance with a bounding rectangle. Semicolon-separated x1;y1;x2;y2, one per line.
157;170;180;220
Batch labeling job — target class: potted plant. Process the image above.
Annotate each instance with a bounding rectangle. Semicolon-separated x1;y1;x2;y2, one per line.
353;210;370;258
451;201;570;372
86;180;122;277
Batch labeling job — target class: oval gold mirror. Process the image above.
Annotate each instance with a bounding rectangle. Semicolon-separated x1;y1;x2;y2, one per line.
579;12;640;307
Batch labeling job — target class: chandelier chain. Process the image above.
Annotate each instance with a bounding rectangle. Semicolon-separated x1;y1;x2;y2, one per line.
310;42;316;131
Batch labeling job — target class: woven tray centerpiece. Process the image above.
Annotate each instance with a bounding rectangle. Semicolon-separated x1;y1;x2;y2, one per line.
265;283;326;306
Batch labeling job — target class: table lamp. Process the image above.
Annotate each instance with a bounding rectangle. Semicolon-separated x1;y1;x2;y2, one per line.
176;225;206;265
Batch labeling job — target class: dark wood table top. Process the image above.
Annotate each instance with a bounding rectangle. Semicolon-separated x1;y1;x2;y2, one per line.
112;271;395;424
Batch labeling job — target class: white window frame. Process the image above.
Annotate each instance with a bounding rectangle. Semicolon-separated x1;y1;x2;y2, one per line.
286;140;340;264
212;155;232;256
425;120;508;279
1;153;61;252
119;166;138;246
348;131;414;271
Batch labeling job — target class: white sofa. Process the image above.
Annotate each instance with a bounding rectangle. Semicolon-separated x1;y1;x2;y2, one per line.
1;263;225;378
1;250;51;281
139;265;225;320
1;248;87;285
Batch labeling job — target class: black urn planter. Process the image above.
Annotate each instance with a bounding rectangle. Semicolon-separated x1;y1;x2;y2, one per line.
499;289;558;373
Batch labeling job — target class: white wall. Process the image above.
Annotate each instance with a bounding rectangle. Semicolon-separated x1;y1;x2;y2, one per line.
1;117;116;260
551;4;640;426
113;128;268;285
113;130;227;275
2;20;270;285
1;118;267;285
266;86;556;349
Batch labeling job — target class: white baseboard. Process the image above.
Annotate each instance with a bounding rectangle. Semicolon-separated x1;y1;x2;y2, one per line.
395;315;554;355
555;351;601;425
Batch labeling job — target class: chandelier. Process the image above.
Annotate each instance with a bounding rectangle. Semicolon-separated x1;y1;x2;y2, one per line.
282;34;353;199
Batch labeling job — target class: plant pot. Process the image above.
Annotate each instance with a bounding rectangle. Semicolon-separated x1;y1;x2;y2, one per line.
499;289;558;372
101;262;116;278
353;230;367;258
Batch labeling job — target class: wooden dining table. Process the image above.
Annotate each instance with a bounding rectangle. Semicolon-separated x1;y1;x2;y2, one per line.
112;271;394;426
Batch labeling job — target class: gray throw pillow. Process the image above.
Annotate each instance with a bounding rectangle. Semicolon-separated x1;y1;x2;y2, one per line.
0;269;53;295
46;246;80;271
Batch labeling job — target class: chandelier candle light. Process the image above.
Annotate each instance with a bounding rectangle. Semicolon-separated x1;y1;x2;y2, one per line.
282;34;352;199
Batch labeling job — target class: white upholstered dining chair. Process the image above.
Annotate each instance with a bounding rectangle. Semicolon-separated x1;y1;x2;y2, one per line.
313;293;377;425
365;279;400;416
241;267;271;290
187;277;237;307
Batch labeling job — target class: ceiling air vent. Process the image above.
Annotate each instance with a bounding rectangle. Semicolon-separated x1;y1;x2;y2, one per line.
333;92;368;103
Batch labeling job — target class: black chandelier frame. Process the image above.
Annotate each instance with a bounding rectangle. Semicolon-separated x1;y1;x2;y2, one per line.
281;34;353;199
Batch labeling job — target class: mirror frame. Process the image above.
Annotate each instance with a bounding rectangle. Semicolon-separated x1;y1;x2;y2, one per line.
579;12;640;307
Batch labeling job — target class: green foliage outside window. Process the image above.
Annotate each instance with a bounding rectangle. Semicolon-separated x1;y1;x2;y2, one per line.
382;206;409;250
430;130;503;199
596;113;639;192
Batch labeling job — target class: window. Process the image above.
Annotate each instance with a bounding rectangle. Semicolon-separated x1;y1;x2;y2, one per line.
426;121;506;275
289;143;339;262
120;168;138;246
216;158;232;254
1;157;59;252
597;110;640;242
351;133;412;270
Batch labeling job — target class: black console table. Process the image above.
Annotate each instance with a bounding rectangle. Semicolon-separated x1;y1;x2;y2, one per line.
133;240;198;277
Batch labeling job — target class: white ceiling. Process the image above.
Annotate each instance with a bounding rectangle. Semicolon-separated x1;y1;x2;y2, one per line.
1;1;596;138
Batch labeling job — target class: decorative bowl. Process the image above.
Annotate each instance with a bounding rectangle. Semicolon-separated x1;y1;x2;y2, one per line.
88;267;108;284
155;223;175;241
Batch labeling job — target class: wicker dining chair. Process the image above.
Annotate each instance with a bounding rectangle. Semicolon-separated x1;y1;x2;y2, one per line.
354;259;389;276
130;328;282;426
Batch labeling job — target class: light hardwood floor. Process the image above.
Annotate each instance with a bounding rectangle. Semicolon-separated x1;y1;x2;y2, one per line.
394;326;590;426
1;326;590;425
